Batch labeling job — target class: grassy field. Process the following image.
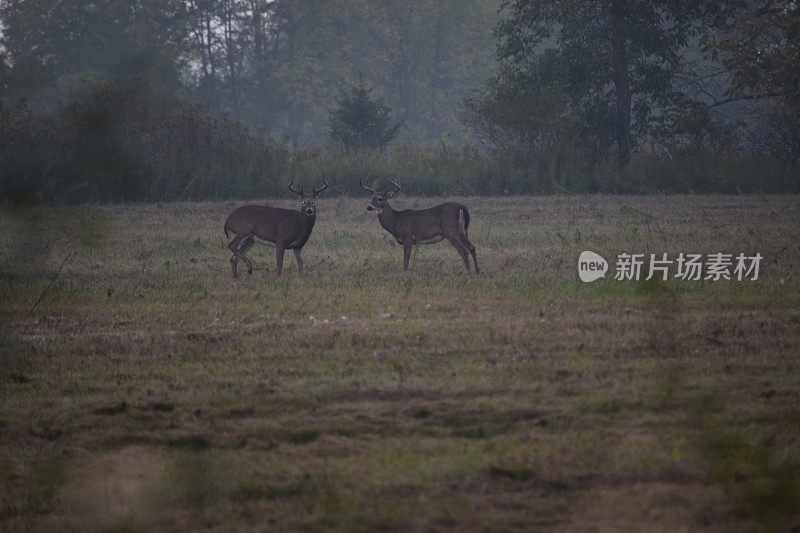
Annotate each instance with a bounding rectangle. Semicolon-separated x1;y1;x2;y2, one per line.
1;194;799;531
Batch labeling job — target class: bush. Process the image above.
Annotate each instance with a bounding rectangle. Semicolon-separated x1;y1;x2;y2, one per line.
0;85;291;204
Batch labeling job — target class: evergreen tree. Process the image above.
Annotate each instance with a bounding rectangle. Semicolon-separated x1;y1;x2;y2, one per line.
328;79;402;153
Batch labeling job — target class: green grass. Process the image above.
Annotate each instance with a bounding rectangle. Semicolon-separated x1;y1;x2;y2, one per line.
1;194;799;530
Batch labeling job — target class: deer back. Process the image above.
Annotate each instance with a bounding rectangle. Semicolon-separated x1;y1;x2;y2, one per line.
384;202;465;242
225;205;314;248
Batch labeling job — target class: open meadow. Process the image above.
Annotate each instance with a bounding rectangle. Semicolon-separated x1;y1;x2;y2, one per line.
1;194;799;531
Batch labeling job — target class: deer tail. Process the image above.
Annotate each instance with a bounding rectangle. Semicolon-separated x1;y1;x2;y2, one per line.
224;224;231;239
459;207;470;236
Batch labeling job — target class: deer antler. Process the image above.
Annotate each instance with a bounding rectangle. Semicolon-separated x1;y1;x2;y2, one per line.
288;178;305;197
387;179;401;192
313;179;329;195
359;179;375;193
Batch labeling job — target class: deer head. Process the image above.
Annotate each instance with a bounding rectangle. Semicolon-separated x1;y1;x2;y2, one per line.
289;178;329;216
360;179;400;214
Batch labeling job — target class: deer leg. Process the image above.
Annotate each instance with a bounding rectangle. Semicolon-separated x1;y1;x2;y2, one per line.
237;237;255;275
403;242;413;271
461;235;479;274
227;233;249;278
228;234;244;254
275;245;286;275
447;237;471;273
293;248;303;273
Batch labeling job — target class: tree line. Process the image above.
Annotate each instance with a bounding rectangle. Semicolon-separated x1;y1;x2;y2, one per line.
0;0;798;204
0;0;495;143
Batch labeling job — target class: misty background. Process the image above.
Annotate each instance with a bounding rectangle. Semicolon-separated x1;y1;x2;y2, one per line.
0;0;798;203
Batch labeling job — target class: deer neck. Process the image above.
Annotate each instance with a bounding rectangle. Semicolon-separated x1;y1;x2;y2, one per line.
295;210;314;232
303;212;316;231
290;211;315;247
378;203;398;235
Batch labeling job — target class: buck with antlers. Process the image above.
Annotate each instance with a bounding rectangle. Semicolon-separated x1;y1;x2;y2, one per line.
360;179;479;273
224;179;328;276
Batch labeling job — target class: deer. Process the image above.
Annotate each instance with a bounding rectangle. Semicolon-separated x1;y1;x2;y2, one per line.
224;179;328;276
359;179;479;273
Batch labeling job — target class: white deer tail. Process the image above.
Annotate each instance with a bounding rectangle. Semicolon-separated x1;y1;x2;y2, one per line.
458;207;470;236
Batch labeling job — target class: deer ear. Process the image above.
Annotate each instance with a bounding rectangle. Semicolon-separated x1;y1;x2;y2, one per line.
386;190;394;198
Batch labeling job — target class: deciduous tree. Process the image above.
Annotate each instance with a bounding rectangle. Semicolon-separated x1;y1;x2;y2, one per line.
470;0;740;166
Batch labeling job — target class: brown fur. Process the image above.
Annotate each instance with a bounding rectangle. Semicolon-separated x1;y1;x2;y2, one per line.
361;180;479;273
224;180;327;276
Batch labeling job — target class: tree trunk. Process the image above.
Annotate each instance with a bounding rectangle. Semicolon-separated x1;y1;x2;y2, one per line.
224;0;240;111
251;0;264;62
610;0;632;166
205;8;217;80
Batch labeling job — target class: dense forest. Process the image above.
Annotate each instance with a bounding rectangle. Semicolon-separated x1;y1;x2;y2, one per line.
0;0;798;203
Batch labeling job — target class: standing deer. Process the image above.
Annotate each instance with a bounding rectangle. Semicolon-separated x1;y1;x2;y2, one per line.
360;179;479;273
224;179;328;276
